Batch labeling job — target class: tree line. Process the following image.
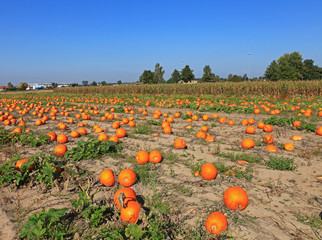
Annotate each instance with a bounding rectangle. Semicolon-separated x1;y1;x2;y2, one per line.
139;64;223;84
264;52;322;80
4;51;321;90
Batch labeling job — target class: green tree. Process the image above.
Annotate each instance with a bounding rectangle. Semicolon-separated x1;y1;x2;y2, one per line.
101;81;107;86
52;83;58;88
227;74;233;80
139;70;154;84
302;59;322;80
201;65;215;82
167;69;181;83
242;74;248;81
117;80;122;85
230;75;243;82
153;63;165;84
264;52;309;80
181;65;195;82
277;52;303;80
18;82;28;90
82;81;88;86
91;81;97;86
264;60;280;81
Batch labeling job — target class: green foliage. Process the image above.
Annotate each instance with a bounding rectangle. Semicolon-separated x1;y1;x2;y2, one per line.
146;119;162;126
296;213;322;229
153;63;165;84
264;116;316;132
0;153;63;187
0;131;49;146
19;208;69;240
181;65;195;82
216;152;261;163
201;65;215;82
65;139;121;161
133;164;158;186
167;69;181;83
264;51;322;80
131;123;154;135
125;223;145;240
72;190;109;227
139;70;154;84
267;156;296;171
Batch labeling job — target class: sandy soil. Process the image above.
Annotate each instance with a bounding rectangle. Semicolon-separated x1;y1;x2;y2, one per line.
0;105;321;239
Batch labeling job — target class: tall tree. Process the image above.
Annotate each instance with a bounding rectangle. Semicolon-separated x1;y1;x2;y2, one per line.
201;65;215;82
101;81;107;86
117;80;122;85
302;59;321;80
264;60;280;81
262;52;322;81
139;70;154;84
91;81;97;86
82;81;88;86
181;65;195;82
153;63;165;84
277;52;303;80
167;69;181;83
52;83;58;88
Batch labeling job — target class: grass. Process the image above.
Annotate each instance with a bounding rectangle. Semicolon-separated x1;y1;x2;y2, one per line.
266;156;296;171
296;213;322;229
130;123;154;135
132;164;158;186
216;152;262;163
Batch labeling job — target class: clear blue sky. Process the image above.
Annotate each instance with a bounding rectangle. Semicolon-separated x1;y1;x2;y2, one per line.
0;0;321;85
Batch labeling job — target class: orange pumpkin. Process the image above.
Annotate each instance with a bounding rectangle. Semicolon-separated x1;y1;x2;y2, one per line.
201;163;217;180
223;186;248;210
265;145;278;152
284;143;294;151
99;169;115;186
245;126;255;134
136;151;149;164
116;128;126;138
241;138;255;149
174;139;186;149
205;212;228;235
263;135;274;144
120;200;141;223
118;169;136;187
55;145;67;156
15;159;35;172
57;134;68;144
149;151;162;163
114;188;137;209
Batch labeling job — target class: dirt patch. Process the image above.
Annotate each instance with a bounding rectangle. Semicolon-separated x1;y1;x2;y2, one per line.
0;101;321;239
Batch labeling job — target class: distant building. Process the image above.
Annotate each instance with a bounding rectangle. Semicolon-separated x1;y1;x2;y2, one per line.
178;80;199;84
0;86;9;91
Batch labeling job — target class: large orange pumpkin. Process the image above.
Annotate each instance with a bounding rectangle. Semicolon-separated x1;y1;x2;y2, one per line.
118;169;136;187
223;186;248;210
114;188;137;209
99;169;115;186
205;211;228;235
201;163;217;180
120;200;141;223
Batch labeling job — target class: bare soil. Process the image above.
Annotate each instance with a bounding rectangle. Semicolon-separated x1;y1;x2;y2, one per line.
0;106;321;240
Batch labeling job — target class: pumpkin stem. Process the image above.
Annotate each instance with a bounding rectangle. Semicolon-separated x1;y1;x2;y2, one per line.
118;192;126;208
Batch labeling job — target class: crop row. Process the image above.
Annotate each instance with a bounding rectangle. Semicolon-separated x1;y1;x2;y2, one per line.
54;80;322;96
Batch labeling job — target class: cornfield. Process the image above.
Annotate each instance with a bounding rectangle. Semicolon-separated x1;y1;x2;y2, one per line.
54;80;322;97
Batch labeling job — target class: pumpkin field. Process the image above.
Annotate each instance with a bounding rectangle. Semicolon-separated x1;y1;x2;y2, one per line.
0;86;321;240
